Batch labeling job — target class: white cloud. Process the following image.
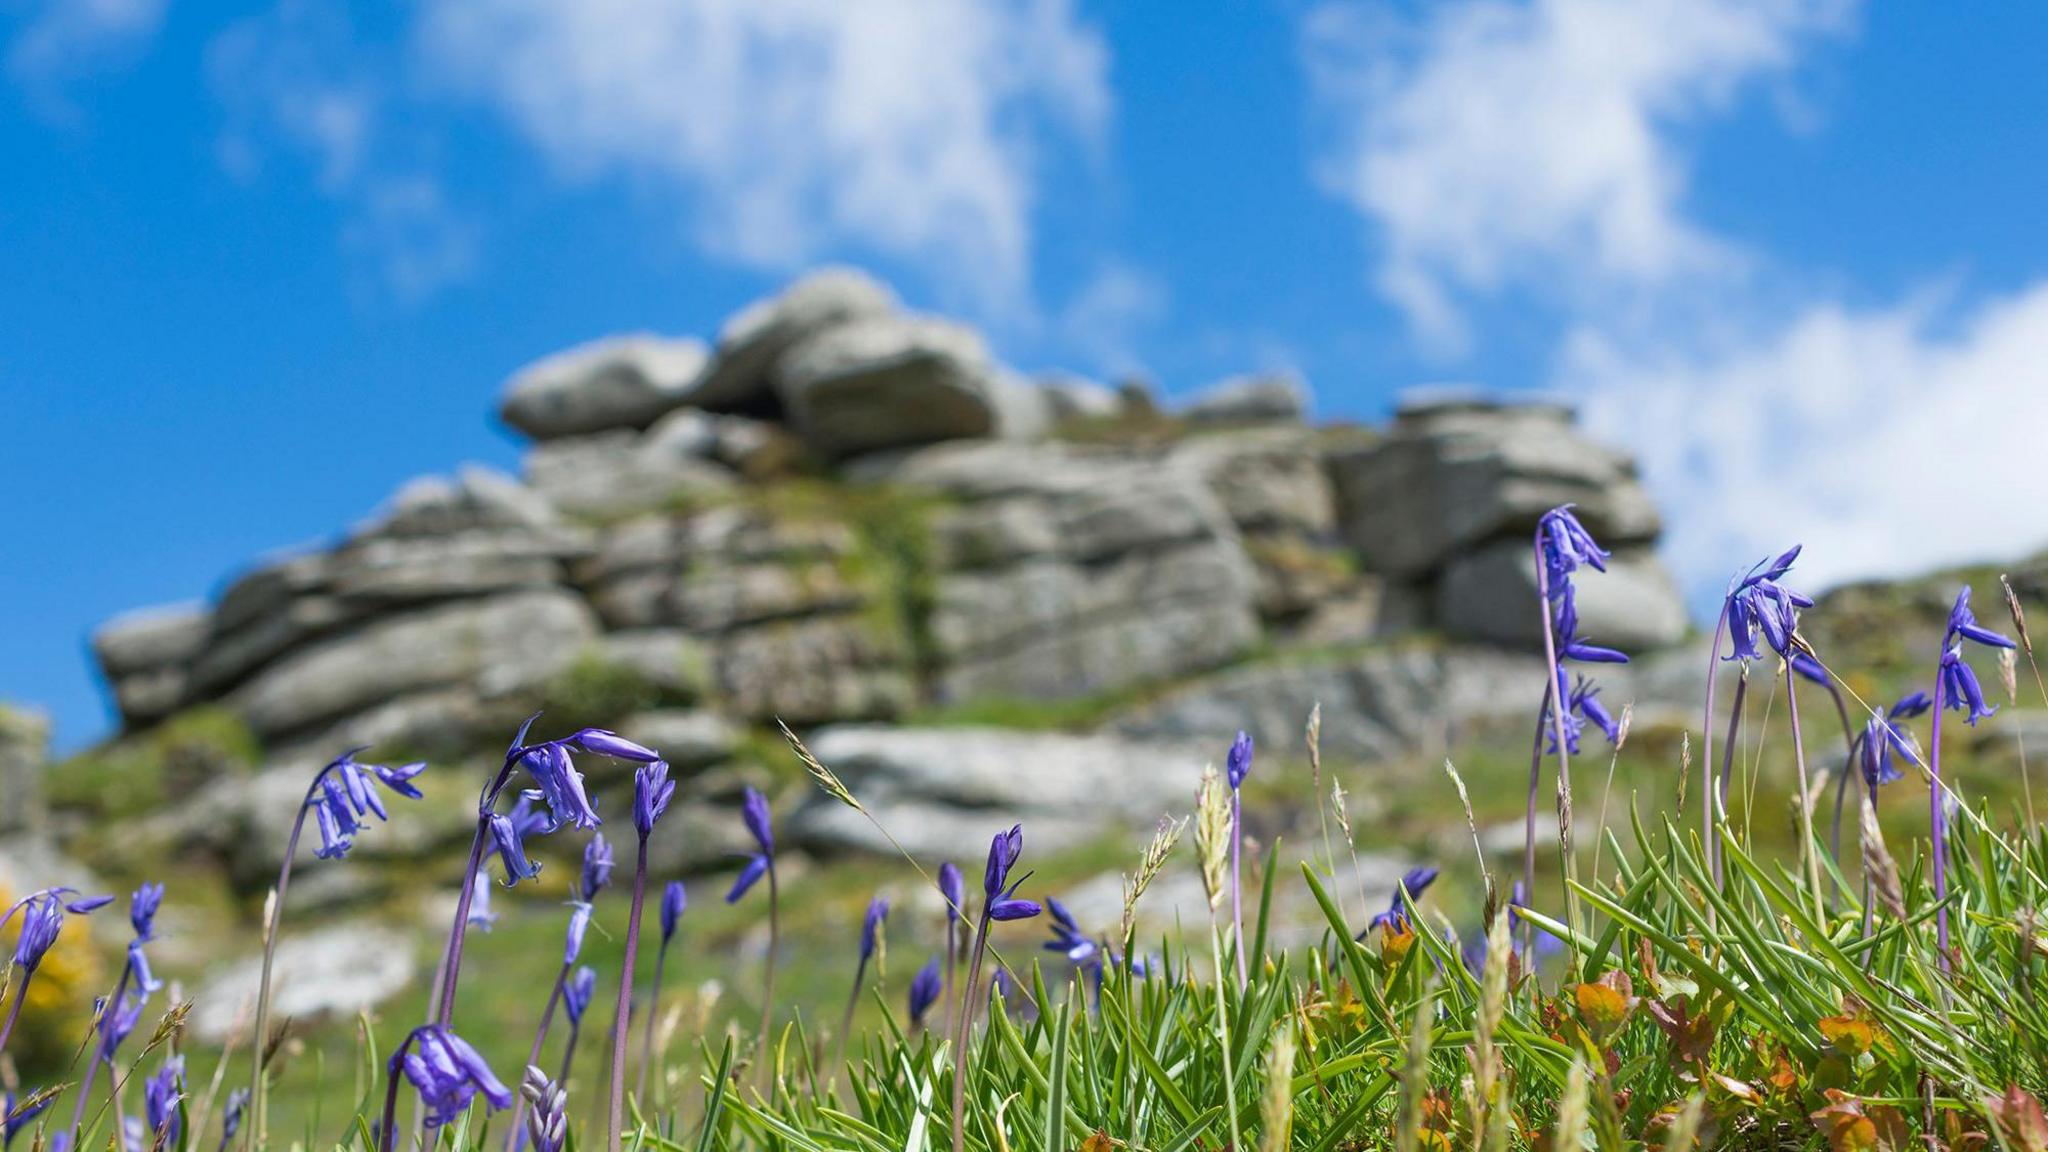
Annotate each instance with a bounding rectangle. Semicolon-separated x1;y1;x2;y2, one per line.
1304;0;1853;354
6;0;166;112
1571;287;2048;600
210;0;474;300
1051;262;1168;376
414;0;1109;306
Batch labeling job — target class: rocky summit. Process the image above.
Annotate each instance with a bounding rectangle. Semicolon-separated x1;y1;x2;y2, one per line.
76;268;1693;874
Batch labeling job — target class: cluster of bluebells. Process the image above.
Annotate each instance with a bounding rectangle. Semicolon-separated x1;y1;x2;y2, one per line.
1941;588;2016;725
1535;508;1628;754
727;788;775;903
1862;691;1933;789
310;750;426;860
143;1057;184;1149
488;724;663;886
6;888;113;974
981;825;1040;923
397;1025;514;1130
1723;546;1813;663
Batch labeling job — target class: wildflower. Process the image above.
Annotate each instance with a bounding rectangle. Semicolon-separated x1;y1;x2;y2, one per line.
12;895;64;972
308;750;427;860
1863;692;1932;789
1722;546;1811;662
467;874;497;933
633;761;674;838
1939;592;2014;727
522;1069;567;1152
909;957;943;1027
564;902;592;965
516;744;603;833
1553;585;1629;665
1042;898;1100;967
5;1089;53;1151
144;1056;184;1149
389;1024;514;1137
578;834;615;903
1790;652;1830;686
99;990;147;1057
1537;506;1609;593
129;883;163;942
609;739;675;1152
937;862;964;923
982;825;1040;921
488;813;542;887
1367;867;1439;934
726;788;775;904
563;966;597;1026
835;895;893;1073
660;881;687;944
217;1089;249;1152
860;897;889;963
571;729;662;764
1226;730;1254;789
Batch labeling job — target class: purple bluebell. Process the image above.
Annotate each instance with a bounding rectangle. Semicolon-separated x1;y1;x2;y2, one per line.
1861;692;1932;789
1042;898;1100;967
488;813;541;887
217;1089;249;1152
129;883;163;942
908;956;943;1027
508;793;553;841
578;835;614;903
143;1056;184;1149
1366;866;1439;934
1225;731;1254;789
1948;588;2017;651
981;825;1040;922
660;881;687;944
1552;586;1629;666
308;750;427;859
937;862;964;923
127;941;161;996
98;989;148;1059
1545;676;1620;756
726;788;775;904
467;874;497;933
632;760;674;838
1790;652;1830;686
1721;546;1812;662
1537;506;1610;595
522;1070;567;1152
4;1089;52;1151
562;966;597;1026
1940;588;2016;726
394;1025;514;1131
563;902;592;966
12;895;64;972
570;729;661;764
859;897;889;963
516;744;603;833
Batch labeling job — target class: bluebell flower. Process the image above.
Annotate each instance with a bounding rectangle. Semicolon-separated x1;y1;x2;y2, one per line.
569;729;661;764
1042;898;1099;967
1947;588;2017;651
466;874;497;933
308;749;427;859
515;743;603;833
1722;546;1811;662
726;788;774;904
97;988;148;1060
908;956;942;1027
218;1088;249;1152
4;1088;52;1151
487;813;541;887
127;940;161;995
129;883;163;942
937;862;964;923
396;1025;514;1130
563;902;592;965
1546;676;1620;757
578;834;614;903
1553;587;1629;665
1366;866;1439;934
1862;691;1932;789
562;966;597;1026
981;825;1040;922
1939;588;2016;727
859;897;889;963
508;793;553;841
143;1056;184;1149
522;1070;567;1152
13;895;64;972
1225;731;1254;790
1790;652;1830;686
1537;506;1610;596
632;760;674;839
660;881;687;944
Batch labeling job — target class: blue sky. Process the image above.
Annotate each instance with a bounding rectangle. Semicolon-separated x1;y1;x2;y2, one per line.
5;0;2047;749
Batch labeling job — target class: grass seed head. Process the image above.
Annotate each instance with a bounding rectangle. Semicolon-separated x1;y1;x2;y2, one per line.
1195;765;1231;911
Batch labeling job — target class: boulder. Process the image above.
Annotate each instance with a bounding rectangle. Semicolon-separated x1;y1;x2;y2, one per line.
774;315;1006;458
1181;371;1309;425
938;596;1261;703
713;616;913;724
499;334;710;440
616;710;738;772
1327;396;1661;578
590;630;714;701
189;923;416;1043
1173;427;1336;535
0;706;48;835
229;588;601;741
786;727;1209;858
356;466;559;539
1039;374;1121;421
93;603;210;727
1434;541;1689;652
523;418;739;519
689;267;897;414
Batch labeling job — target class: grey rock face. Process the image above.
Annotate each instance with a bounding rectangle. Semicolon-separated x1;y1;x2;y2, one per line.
1038;374;1121;421
1328;397;1661;578
499;333;710;440
360;466;560;539
93;604;210;725
774;315;1005;458
1173;427;1336;536
714;616;913;724
229;588;601;741
523;415;740;519
1435;541;1689;652
787;726;1209;858
590;629;714;701
1181;371;1310;425
190;923;416;1043
690;267;897;413
0;706;48;835
616;709;738;772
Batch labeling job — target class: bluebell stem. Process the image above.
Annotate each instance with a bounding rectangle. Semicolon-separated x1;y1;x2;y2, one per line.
249;749;423;1149
4;1088;53;1152
725;787;779;1085
1702;546;1803;882
952;825;1040;1152
833;896;890;1076
936;862;963;1043
379;1024;513;1152
67;881;164;1149
908;956;942;1032
609;759;672;1152
1223;730;1253;988
635;880;687;1102
143;1056;183;1150
1527;507;1625;949
521;1068;567;1152
216;1089;248;1152
1;888;111;1061
1931;588;2016;963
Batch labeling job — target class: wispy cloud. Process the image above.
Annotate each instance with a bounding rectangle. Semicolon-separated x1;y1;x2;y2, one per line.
209;0;475;301
414;0;1110;308
1050;261;1168;377
5;0;167;117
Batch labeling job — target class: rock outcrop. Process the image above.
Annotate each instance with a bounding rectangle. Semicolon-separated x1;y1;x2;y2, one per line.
83;268;1693;865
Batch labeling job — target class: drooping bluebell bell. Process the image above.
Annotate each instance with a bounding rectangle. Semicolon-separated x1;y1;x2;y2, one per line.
860;897;889;963
308;750;428;860
726;788;775;904
129;883;163;942
937;862;964;923
563;966;597;1026
1545;676;1621;756
1537;505;1609;595
1721;546;1811;663
488;813;542;887
98;989;148;1059
660;881;687;944
4;1088;52;1151
217;1088;249;1152
12;895;64;973
908;956;942;1028
391;1024;514;1133
1552;585;1629;666
563;902;592;966
1366;866;1439;934
143;1056;184;1150
632;761;674;838
1042;898;1100;968
467;874;498;933
1790;652;1830;686
1862;692;1932;789
578;834;615;903
981;825;1039;921
1939;588;2016;727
